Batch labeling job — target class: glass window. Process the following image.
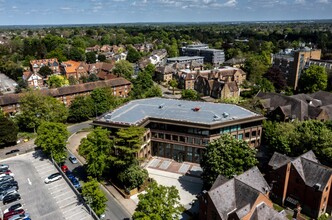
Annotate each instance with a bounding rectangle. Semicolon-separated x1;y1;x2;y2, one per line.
186;147;193;162
179;136;186;142
165;134;171;140
188;137;194;144
252;130;257;136
172;135;178;141
238;134;243;140
158;133;164;139
245;132;250;138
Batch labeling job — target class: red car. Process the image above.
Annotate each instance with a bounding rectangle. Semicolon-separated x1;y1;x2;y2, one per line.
61;165;68;173
3;209;25;220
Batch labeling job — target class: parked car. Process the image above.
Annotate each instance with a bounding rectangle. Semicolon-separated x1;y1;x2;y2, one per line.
61;165;68;173
3;193;21;205
0;167;9;173
44;173;62;184
8;213;29;220
0;171;14;177
69;155;78;164
0;185;18;195
5;149;20;155
65;171;75;181
0;181;18;190
0;175;14;184
0;188;18;200
3;203;23;214
3;209;25;220
71;178;81;189
0;164;9;169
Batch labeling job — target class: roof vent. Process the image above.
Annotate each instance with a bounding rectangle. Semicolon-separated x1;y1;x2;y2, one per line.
222;112;229;118
314;183;321;191
103;114;112;122
159;104;165;109
213;114;222;121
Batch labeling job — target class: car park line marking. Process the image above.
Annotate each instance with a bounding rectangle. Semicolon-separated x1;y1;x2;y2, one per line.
62;205;83;214
53;191;71;199
56;196;77;204
59;200;78;209
27;178;32;185
48;182;66;190
64;209;87;219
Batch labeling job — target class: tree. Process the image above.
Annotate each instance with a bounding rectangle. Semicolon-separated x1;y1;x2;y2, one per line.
130;70;154;99
181;89;199;100
16;91;68;132
113;60;134;80
81;177;107;216
117;165;148;190
86;52;96;64
126;46;141;63
133;181;182;220
264;66;287;91
38;66;53;78
68;75;78;85
68;96;94;122
47;75;69;88
79;127;114;179
35;122;69;163
201;134;258;189
145;85;162;98
299;65;327;93
90;88;113;116
87;74;99;82
0;116;18;146
68;47;85;61
113;126;146;168
98;54;106;62
168;79;178;95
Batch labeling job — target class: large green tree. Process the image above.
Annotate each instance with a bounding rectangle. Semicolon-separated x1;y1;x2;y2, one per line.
168;79;178;95
47;75;69;88
38;66;53;78
81;177;107;216
201;134;258;189
79;127;114;179
86;52;96;64
133;181;182;220
113;126;146;168
0;116;18;146
181;89;199;100
90;88;113;116
117;165;148;190
16;91;68;132
113;60;134;80
68;95;94;122
126;46;141;63
298;65;327;93
35;122;69;163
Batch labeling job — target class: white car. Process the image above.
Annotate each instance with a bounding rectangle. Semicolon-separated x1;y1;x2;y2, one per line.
69;155;78;164
4;203;23;214
44;173;62;184
0;164;9;169
0;172;14;178
8;213;30;220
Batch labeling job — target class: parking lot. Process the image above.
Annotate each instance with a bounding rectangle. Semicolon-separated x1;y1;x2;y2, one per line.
0;150;93;220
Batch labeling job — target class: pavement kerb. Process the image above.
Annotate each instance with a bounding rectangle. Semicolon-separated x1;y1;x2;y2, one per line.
67;131;136;216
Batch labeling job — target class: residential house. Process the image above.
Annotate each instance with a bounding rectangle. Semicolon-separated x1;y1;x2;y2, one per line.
0;77;131;115
30;58;60;74
257;91;332;121
176;67;246;99
23;71;44;88
199;166;287;220
133;43;153;53
267;151;332;218
60;60;88;80
85;45;100;53
85;61;116;80
224;58;246;68
100;45;112;53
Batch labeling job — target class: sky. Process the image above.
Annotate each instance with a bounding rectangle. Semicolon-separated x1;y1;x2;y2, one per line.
0;0;331;25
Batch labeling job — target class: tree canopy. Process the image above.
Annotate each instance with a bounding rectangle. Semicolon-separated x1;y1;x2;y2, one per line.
0;116;18;146
298;65;328;93
90;88;113;116
47;75;69;88
133;181;182;220
126;46;141;63
79;127;114;179
181;89;199;100
81;177;107;216
35;122;69;163
86;52;96;64
16;91;68;132
201;134;258;189
113;60;134;80
117;165;148;190
68;95;94;123
38;66;53;77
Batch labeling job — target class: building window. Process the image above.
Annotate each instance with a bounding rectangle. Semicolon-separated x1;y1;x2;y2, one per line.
238;134;243;140
324;197;327;202
326;186;329;191
158;133;164;139
245;132;250;138
252;130;257;136
179;136;185;142
165;134;171;140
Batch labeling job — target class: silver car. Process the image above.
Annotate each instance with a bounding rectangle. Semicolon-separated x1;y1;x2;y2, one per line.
8;213;30;220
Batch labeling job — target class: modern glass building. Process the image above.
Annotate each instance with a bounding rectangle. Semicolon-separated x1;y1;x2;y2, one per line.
92;98;265;163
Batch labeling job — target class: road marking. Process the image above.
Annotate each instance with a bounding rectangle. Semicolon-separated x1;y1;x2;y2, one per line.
27;178;32;185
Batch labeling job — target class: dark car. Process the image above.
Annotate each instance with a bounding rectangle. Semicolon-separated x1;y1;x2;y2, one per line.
3;208;25;220
71;178;81;189
0;181;18;190
65;170;75;181
0;175;14;184
3;193;21;205
5;149;20;155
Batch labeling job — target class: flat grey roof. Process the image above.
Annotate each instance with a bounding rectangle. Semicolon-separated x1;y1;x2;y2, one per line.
97;98;261;126
167;56;204;61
